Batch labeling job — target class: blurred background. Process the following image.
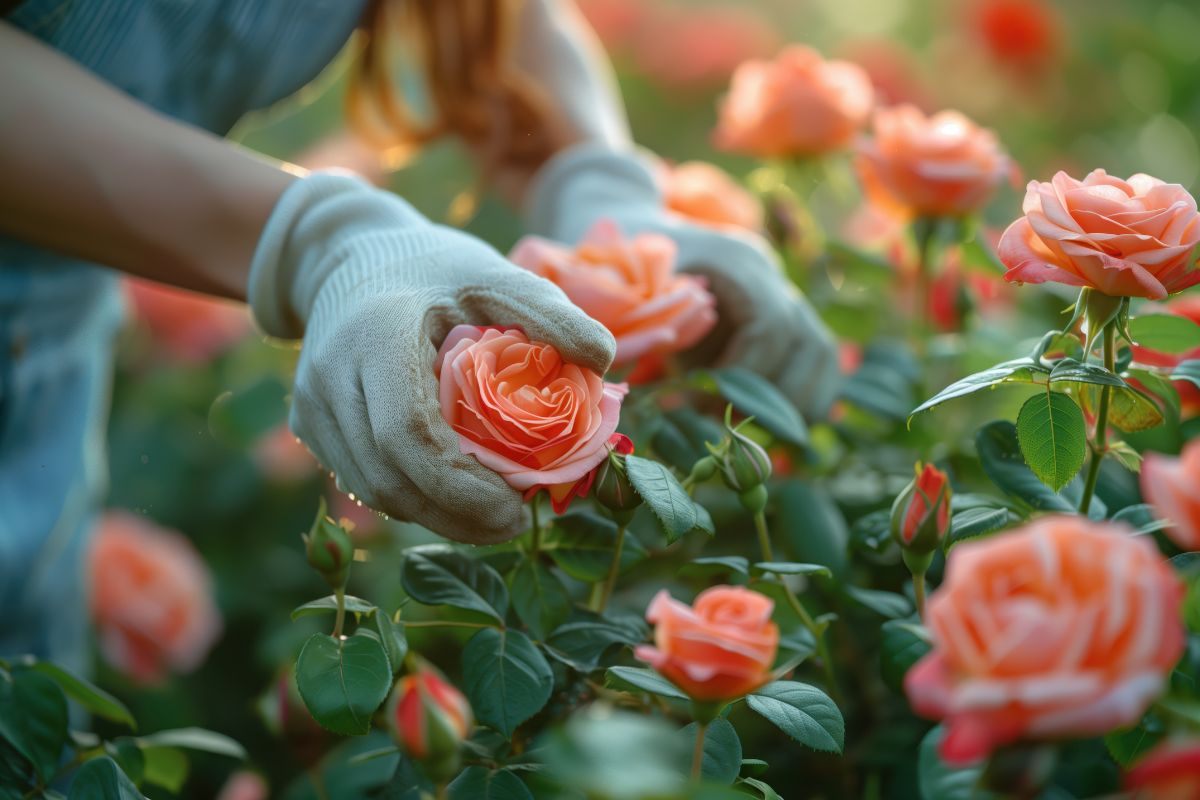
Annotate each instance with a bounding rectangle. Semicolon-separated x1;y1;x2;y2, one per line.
99;0;1200;795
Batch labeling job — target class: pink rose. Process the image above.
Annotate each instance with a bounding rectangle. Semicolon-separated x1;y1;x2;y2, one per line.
509;221;716;381
216;772;268;800
89;511;222;684
714;45;874;158
124;278;250;363
1141;438;1200;552
1124;741;1200;800
251;424;318;484
855;105;1011;218
435;326;627;513
998;170;1200;299
906;516;1184;765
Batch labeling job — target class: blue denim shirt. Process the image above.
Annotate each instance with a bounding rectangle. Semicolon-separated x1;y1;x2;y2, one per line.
0;0;366;670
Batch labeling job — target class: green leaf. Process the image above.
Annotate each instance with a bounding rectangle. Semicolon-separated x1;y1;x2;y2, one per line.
374;611;408;676
139;747;188;793
751;562;831;578
880;620;932;693
23;660;135;730
67;757;144;800
1047;358;1127;388
509;560;572;640
650;407;727;474
1129;314;1200;354
463;629;553;737
1106;385;1167;432
548;512;648;583
206;376;289;447
740;777;784;800
774;479;849;578
0;669;68;783
0;740;30;799
746;681;843;753
844;586;912;619
706;367;809;447
1171;359;1200;388
679;719;742;785
917;725;996;800
623;455;713;542
295;632;393;735
135;728;246;760
290;594;377;621
544;616;643;672
946;506;1015;551
401;545;509;622
910;358;1047;419
1015;391;1087;492
1104;715;1165;768
976;421;1104;517
1112;503;1172;535
106;738;144;786
447;766;532;800
678;556;751;579
604;666;688;701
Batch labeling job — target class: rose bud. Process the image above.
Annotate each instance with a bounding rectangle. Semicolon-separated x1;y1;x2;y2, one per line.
1124;741;1200;800
389;665;474;781
905;516;1185;766
592;434;641;522
635;586;779;704
890;462;952;555
715;415;774;514
302;500;354;590
1140;437;1200;552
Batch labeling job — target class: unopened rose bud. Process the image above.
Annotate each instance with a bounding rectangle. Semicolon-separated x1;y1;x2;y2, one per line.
718;426;773;495
890;462;951;556
593;435;641;522
389;664;473;782
302;499;353;590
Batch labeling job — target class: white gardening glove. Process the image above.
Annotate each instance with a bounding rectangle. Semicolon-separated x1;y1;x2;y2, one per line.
249;173;616;544
525;143;839;420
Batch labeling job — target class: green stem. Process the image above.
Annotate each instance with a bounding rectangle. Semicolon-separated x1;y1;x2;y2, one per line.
913;572;927;622
753;512;839;701
753;511;775;563
1078;323;1116;515
691;721;708;782
595;523;627;613
530;492;543;559
332;587;347;639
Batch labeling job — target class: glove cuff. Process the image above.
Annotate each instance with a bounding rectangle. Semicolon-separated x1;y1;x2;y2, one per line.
248;171;432;339
523;142;665;243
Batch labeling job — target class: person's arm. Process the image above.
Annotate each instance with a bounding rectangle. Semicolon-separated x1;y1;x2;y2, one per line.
0;21;298;299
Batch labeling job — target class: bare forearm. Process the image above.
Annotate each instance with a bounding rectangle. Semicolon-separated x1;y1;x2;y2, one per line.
0;22;299;300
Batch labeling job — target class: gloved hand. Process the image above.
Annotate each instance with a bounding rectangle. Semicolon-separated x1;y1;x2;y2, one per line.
525;143;839;420
249;172;616;543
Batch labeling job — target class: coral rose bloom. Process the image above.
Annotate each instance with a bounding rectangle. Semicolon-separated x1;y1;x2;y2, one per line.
905;516;1185;765
1141;438;1200;552
509;221;716;376
1125;742;1200;800
89;511;222;684
856;105;1011;218
636;586;779;701
713;45;874;158
435;326;627;513
658;161;763;231
999;170;1200;299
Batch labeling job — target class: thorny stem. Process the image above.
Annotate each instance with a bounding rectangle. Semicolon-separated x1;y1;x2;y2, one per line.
595;523;627;613
1078;323;1116;515
691;721;708;782
753;511;776;563
332;587;347;639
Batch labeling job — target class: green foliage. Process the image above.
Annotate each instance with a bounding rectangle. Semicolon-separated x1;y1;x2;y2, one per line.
547;512;648;582
704;367;809;446
679;719;742;784
910;358;1047;419
917;726;996;800
295;632;392;735
1015;391;1087;491
508;560;572;640
401;545;509;622
68;757;145;800
462;628;553;737
623;454;714;541
447;766;533;800
1128;314;1200;354
605;667;689;701
746;681;844;753
879;620;932;693
0;669;68;784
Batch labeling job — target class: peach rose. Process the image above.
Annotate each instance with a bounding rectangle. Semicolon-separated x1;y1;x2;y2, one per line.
906;516;1185;765
1141;439;1200;552
998;170;1200;299
855;105;1011;218
509;221;716;380
657;161;763;231
216;772;268;800
713;45;874;158
635;586;779;701
124;278;250;363
435;325;628;514
252;424;318;484
1125;742;1200;800
633;6;779;89
89;511;222;684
